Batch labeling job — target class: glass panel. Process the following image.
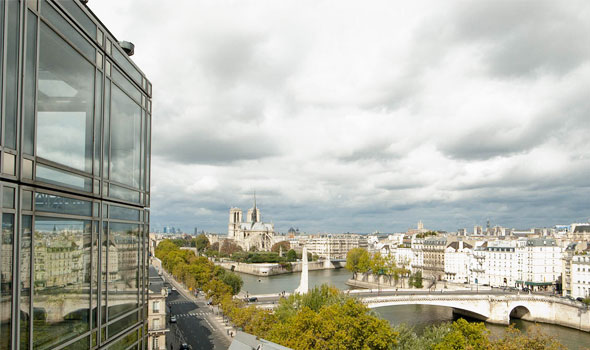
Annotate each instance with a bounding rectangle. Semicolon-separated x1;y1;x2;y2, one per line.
146;114;151;191
34;192;92;216
101;222;107;324
0;214;14;350
112;68;141;102
2;153;15;176
54;0;96;38
109;185;140;204
22;158;34;179
92;222;98;329
0;0;4;134
4;0;20;149
2;187;14;209
24;10;38;155
94;70;103;176
23;190;33;210
112;47;142;84
107;223;139;321
20;215;33;350
33;217;91;350
37;23;94;173
36;163;93;192
110;86;141;188
41;0;95;61
103;81;111;178
107;313;138;343
110;206;140;222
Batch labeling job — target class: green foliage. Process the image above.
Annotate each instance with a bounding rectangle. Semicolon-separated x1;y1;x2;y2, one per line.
268;290;397;350
415;231;438;239
232;251;286;263
220;240;243;255
410;271;423;288
155;239;243;299
195;234;210;253
346;248;371;276
286;249;297;262
393;320;565;350
271;241;290;253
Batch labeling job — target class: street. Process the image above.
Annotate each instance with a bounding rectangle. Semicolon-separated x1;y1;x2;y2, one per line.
165;283;231;350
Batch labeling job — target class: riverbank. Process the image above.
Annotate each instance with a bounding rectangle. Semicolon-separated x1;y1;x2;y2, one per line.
217;259;344;276
346;273;492;292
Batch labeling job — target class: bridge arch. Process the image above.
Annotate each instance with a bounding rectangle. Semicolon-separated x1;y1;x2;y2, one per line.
509;305;531;320
367;300;491;322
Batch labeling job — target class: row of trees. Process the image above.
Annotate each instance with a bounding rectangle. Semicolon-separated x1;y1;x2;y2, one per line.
212;281;564;350
155;239;243;295
346;248;423;288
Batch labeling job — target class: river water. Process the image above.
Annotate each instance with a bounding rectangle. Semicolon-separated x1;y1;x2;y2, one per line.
238;268;590;350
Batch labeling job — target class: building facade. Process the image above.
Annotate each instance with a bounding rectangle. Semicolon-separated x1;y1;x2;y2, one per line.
303;234;368;259
227;200;274;251
0;1;152;349
147;267;168;350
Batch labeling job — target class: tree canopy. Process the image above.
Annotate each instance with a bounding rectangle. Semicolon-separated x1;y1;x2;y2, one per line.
271;241;291;253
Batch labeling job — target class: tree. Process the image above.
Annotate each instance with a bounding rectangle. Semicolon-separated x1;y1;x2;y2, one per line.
271;241;290;254
433;319;490;350
286;249;297;262
209;242;219;252
491;324;566;350
220;240;243;256
412;270;424;288
346;248;370;278
195;234;210;253
268;298;397;350
220;271;243;295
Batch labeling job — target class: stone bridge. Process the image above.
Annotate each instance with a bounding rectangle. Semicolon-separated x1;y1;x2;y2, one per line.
362;294;590;332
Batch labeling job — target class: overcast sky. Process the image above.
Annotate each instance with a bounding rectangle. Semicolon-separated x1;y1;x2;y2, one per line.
90;1;590;234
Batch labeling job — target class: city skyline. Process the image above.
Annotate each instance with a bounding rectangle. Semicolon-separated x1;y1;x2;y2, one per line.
91;1;590;233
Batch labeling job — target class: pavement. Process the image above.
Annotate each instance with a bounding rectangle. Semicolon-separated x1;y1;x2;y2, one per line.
162;271;233;350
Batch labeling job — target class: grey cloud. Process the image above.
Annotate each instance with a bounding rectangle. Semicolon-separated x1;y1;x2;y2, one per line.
154;128;280;164
453;1;590;77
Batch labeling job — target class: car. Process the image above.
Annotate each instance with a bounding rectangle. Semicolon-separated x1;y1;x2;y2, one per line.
170;316;177;323
172;287;177;292
206;300;213;305
180;344;190;350
248;297;258;302
576;297;585;302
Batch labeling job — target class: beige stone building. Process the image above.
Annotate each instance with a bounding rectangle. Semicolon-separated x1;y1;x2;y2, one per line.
227;198;275;251
148;266;168;350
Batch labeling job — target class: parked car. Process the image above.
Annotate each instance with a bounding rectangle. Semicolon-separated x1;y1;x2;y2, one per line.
170;316;177;323
180;344;190;350
522;287;531;293
247;297;258;302
576;297;585;302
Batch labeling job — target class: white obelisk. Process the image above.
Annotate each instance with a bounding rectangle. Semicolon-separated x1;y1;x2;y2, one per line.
294;246;309;294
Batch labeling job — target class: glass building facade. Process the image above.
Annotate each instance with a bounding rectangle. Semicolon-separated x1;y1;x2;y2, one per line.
0;0;152;349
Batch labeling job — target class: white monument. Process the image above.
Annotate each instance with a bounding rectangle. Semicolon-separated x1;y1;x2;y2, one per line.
294;246;309;294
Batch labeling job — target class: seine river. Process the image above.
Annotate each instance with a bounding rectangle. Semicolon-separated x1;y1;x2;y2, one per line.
238;268;590;350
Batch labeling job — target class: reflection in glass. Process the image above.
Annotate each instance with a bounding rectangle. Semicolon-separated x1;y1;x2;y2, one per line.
1;214;14;350
36;23;94;173
5;0;20;149
35;192;92;217
20;216;32;350
33;217;91;350
36;163;93;192
24;10;38;155
110;86;141;189
2;187;14;209
107;223;139;321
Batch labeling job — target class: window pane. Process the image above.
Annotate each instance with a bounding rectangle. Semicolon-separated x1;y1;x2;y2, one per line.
94;70;103;176
33;218;91;349
110;86;141;188
109;184;140;204
54;0;96;39
107;223;139;321
112;47;142;84
40;0;95;61
0;214;14;350
37;23;94;173
4;0;20;149
24;11;38;155
34;192;92;216
112;68;141;102
20;215;32;350
2;187;14;209
0;0;4;133
110;205;140;221
36;163;93;192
